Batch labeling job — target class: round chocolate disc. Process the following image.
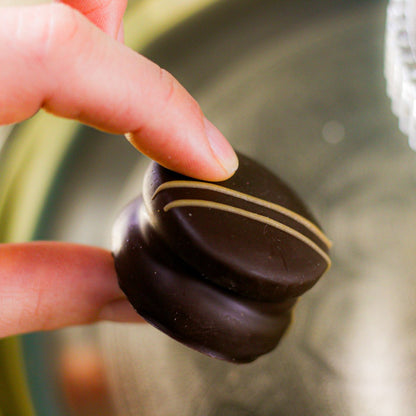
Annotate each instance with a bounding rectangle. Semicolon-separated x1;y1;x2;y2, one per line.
142;153;331;301
112;152;331;362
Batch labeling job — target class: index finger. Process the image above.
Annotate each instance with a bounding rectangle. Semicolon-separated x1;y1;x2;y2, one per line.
0;4;238;181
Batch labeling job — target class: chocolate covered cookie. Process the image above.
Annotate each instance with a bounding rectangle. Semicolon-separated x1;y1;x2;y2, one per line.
112;153;331;363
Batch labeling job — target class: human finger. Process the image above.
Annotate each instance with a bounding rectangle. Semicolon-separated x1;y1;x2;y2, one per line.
0;242;143;338
55;0;127;39
0;4;238;181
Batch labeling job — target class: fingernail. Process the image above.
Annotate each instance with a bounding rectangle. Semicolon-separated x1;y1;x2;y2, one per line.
204;118;239;177
98;299;144;323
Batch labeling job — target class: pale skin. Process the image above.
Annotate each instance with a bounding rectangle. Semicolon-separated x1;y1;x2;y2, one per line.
0;0;238;338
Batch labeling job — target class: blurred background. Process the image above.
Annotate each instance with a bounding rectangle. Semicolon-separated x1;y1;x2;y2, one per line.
2;0;416;415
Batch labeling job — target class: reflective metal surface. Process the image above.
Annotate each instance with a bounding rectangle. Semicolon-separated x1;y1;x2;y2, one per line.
24;0;416;414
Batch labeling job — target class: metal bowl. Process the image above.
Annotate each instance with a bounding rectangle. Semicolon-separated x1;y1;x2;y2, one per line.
4;0;416;414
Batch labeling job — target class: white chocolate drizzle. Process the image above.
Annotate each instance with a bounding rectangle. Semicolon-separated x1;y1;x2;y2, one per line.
152;180;332;249
162;199;331;268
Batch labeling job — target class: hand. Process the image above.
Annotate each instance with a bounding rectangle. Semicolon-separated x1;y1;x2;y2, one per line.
0;0;238;338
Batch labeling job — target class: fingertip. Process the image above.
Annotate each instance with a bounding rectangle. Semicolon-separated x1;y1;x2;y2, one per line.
98;298;144;323
203;117;239;181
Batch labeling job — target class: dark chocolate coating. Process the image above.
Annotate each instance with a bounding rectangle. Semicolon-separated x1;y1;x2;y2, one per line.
112;153;330;362
142;153;329;301
113;197;295;363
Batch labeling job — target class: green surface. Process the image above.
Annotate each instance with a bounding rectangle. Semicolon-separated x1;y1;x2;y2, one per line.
0;114;78;416
0;338;34;416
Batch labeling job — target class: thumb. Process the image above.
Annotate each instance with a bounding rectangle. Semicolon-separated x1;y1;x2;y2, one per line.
0;242;142;338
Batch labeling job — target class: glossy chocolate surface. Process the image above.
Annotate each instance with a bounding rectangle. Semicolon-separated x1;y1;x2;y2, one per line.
112;153;330;362
143;153;330;301
113;197;295;363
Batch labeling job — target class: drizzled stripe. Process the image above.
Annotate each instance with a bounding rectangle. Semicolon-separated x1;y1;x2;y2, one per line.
152;180;331;249
163;199;331;269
